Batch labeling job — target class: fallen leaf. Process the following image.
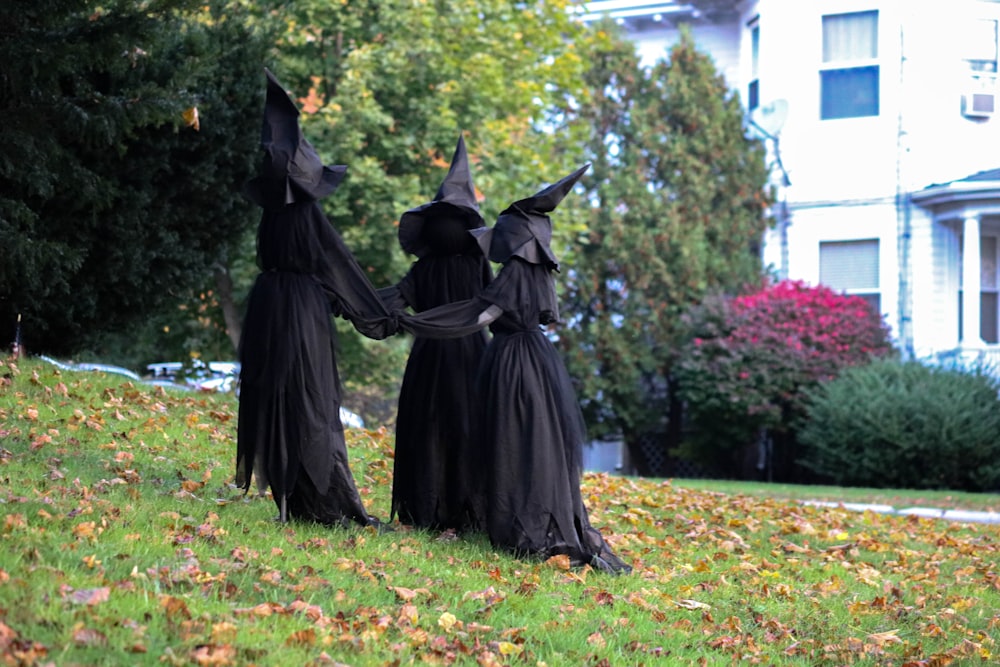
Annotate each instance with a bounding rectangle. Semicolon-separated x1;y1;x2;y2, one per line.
674;599;711;610
190;643;235;666
160;595;192;621
867;629;903;645
286;629;316;646
72;626;107;647
0;621;18;649
438;611;458;632
497;641;522;656
66;587;110;606
545;554;571;571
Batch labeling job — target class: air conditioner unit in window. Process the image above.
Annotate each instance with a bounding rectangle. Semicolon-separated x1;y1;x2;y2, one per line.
963;91;996;118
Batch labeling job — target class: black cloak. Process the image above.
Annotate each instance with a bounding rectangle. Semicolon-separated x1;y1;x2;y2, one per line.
395;165;631;574
236;69;396;526
378;135;492;530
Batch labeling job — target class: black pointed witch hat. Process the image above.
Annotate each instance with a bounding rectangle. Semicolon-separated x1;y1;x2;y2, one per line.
470;163;589;272
397;135;485;257
243;68;347;209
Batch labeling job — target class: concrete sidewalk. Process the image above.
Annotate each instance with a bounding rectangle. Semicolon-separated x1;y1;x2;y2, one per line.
584;440;1000;526
802;500;1000;525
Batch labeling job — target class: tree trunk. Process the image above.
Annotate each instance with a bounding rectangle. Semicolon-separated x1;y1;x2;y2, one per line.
622;427;650;477
666;376;684;457
213;262;242;354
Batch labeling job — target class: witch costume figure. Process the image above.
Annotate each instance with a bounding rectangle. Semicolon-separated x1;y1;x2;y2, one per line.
396;165;631;574
236;69;396;527
377;135;492;531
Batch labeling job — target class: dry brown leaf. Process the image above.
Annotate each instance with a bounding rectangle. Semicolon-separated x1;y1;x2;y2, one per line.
182;106;200;131
390;585;418;601
190;643;236;666
66;586;109;606
545;554;571;571
72;626;107;647
286;629;316;646
867;629;903;645
160;595;192;621
397;603;419;626
0;621;18;650
3;514;26;533
210;622;238;643
181;479;203;492
674;598;711;610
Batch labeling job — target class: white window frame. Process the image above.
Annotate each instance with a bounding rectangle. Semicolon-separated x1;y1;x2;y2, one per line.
980;235;998;343
819;239;881;312
957;232;999;344
747;17;760;111
966;18;998;75
820;10;880;120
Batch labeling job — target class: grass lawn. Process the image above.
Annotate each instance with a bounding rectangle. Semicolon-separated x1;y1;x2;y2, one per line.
1;357;998;666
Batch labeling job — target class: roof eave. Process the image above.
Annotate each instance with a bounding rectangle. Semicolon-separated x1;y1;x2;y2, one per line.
912;180;1000;208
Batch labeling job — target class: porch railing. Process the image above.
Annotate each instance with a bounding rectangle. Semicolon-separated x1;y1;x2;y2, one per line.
931;345;1000;376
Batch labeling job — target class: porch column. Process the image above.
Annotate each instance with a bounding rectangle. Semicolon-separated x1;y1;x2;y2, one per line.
962;214;984;347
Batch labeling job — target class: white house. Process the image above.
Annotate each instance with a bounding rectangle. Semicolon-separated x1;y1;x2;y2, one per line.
581;0;1000;369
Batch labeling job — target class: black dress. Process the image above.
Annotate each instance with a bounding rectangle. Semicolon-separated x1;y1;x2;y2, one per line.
379;253;491;530
398;258;630;573
236;200;396;526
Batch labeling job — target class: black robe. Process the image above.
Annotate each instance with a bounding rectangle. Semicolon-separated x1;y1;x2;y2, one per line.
379;253;492;531
397;258;630;573
236;200;395;526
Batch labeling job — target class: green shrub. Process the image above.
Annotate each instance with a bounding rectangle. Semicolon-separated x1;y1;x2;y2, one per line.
798;358;1000;491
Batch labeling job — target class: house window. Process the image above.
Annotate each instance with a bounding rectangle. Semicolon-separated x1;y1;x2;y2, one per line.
820;10;879;120
748;19;760;111
958;234;999;344
819;239;881;312
982;235;998;344
967;19;998;74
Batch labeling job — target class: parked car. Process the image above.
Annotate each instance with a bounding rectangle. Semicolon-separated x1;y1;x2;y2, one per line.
145;360;366;427
38;355;366;427
145;360;240;393
39;355;141;381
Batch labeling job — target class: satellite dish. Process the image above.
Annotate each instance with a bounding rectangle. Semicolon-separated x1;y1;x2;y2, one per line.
750;99;789;137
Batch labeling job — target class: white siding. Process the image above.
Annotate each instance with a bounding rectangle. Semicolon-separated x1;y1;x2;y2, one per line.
618;0;1000;358
784;201;900;340
908;208;958;356
629;22;742;84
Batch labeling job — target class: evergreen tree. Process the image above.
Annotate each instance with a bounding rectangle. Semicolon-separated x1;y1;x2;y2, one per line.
559;26;773;473
0;0;268;357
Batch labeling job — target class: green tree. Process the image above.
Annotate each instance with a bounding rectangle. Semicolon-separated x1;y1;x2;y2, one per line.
558;25;773;473
244;0;594;409
0;0;268;360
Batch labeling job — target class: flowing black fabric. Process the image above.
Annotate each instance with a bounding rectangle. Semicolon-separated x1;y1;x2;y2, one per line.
398;259;630;573
237;200;395;525
379;253;492;530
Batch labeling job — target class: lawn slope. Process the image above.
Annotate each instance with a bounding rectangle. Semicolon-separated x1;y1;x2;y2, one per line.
1;358;998;666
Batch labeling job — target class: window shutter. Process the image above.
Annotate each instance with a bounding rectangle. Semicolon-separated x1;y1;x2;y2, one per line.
820;240;879;290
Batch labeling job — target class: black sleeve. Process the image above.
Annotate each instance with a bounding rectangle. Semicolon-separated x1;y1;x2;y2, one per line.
314;216;397;340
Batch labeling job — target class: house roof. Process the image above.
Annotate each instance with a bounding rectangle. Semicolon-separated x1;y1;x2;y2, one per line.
912;167;1000;213
577;1;738;26
961;168;1000;182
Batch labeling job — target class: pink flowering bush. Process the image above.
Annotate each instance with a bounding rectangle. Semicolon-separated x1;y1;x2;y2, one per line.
673;280;895;477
